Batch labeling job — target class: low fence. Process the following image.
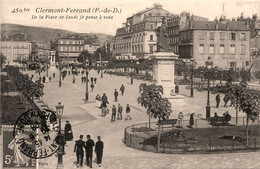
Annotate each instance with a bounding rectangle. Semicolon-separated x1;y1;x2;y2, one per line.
124;120;260;154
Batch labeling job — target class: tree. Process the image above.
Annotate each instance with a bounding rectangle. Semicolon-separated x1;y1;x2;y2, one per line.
137;83;172;149
239;68;251;83
78;50;92;64
223;68;239;84
0;53;7;68
254;71;260;84
228;82;260;146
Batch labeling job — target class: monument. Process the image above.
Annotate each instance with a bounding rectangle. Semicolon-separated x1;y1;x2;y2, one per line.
49;39;57;71
150;17;184;109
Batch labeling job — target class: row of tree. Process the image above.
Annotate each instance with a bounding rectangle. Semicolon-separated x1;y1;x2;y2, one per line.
4;66;44;100
175;61;252;84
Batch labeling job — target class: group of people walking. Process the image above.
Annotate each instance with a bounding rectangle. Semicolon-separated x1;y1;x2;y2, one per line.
74;135;104;168
215;93;235;108
111;103;131;122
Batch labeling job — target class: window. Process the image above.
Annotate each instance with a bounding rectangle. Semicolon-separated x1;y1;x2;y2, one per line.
60;41;63;44
67;47;69;51
150;46;153;54
150;24;154;29
240;44;245;54
210;32;215;40
246;61;250;66
240;33;246;40
209;44;214;53
199;44;204;54
230;62;236;68
230;33;236;40
230;44;235;54
220;44;225;54
150;35;153;41
220;32;225;40
79;47;81;51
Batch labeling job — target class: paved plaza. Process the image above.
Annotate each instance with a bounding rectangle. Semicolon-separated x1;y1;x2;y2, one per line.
1;68;260;169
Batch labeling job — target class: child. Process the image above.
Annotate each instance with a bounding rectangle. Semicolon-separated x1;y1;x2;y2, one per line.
125;104;132;121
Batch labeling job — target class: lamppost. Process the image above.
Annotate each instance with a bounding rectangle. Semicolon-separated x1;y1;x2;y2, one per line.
130;60;133;85
59;64;62;88
46;64;49;77
205;56;213;119
99;52;103;78
85;69;89;103
190;58;197;97
55;102;64;169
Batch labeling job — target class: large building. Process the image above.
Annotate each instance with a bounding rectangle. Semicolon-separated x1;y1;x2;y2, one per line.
56;34;85;62
167;12;209;54
1;33;31;65
37;44;50;62
112;3;174;59
179;21;251;69
85;42;100;54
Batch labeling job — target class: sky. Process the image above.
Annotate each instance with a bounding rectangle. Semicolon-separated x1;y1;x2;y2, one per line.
1;0;260;36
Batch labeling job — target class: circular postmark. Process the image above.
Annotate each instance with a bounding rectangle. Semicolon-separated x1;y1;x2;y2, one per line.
13;109;61;159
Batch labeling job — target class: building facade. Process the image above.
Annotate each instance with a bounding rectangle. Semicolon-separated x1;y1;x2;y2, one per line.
85;43;100;53
179;21;251;69
56;34;85;62
112;3;174;59
1;40;31;64
167;12;209;54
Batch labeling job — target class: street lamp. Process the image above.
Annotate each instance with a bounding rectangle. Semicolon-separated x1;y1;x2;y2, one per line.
59;64;62;88
205;56;213;119
190;58;197;97
130;60;133;85
85;70;89;103
55;102;64;169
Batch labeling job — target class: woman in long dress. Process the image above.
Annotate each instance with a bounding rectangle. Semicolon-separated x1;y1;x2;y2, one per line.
8;131;30;167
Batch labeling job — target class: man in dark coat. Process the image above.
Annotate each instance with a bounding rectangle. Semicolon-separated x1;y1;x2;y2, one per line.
94;78;97;84
101;93;108;107
64;121;73;141
74;135;86;167
95;136;104;167
215;94;220;108
117;103;123;120
85;135;95;168
111;105;116;122
114;89;118;102
120;85;125;95
223;94;229;107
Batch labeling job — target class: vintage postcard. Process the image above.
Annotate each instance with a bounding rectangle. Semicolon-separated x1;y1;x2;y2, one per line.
1;0;260;168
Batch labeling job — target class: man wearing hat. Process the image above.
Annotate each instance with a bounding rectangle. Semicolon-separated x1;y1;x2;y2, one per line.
74;135;86;168
85;135;95;168
95;136;104;167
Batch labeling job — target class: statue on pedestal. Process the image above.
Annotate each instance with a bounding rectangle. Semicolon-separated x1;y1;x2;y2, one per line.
155;17;171;52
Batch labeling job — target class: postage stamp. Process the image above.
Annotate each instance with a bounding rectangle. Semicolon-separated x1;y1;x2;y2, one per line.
12;109;60;159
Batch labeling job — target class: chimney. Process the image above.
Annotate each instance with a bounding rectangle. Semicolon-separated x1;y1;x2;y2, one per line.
189;21;193;29
226;21;229;30
215;21;219;29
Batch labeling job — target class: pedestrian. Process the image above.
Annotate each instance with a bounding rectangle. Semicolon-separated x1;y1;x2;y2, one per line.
49;76;51;83
117;103;123;120
189;112;194;127
178;111;184;128
175;83;179;94
73;77;76;83
82;76;84;83
91;77;94;84
125;104;132;121
101;93;108;108
114;89;118;102
94;78;97;84
74;135;86;168
55;131;66;155
230;99;234;107
85;135;95;168
120;84;125;96
39;76;42;83
91;84;94;92
223;94;229;107
68;70;70;76
96;94;101;107
101;106;107;117
95;136;104;167
215;94;220;108
111;105;116;122
53;73;55;78
64;121;73;141
42;76;46;83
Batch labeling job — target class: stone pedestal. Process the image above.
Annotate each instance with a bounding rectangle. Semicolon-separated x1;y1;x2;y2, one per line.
150;51;184;110
49;50;57;71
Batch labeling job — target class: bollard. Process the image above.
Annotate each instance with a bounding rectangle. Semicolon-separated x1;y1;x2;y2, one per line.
195;119;198;128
